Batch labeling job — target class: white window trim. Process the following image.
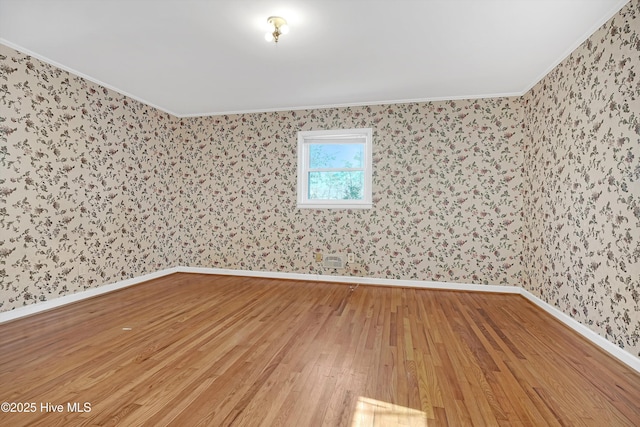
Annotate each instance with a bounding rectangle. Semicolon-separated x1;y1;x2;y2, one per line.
297;128;373;209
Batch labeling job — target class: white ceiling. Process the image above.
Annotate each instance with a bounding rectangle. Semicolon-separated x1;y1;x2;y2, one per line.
0;0;629;117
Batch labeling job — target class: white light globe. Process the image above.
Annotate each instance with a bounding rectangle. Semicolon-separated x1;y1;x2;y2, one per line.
279;24;290;35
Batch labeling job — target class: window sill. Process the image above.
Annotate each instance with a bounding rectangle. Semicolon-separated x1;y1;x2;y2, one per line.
297;202;372;210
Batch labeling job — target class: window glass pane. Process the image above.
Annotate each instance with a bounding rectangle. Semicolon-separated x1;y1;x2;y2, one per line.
297;128;372;209
308;171;364;200
309;143;364;169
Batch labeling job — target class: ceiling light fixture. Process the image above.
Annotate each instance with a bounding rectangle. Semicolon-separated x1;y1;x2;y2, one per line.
264;16;289;43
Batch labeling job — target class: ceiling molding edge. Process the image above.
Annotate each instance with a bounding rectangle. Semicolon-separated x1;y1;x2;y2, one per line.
0;38;182;118
177;92;526;118
0;38;524;119
518;0;629;97
5;0;629;123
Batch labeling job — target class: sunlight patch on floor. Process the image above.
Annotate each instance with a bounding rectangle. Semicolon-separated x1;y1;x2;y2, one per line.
351;396;428;427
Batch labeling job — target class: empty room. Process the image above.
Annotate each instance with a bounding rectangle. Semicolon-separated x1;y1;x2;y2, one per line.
0;0;639;425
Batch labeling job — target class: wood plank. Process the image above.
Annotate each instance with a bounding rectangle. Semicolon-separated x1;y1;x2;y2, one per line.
0;273;638;426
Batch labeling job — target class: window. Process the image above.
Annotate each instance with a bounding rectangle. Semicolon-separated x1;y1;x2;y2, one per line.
297;128;372;209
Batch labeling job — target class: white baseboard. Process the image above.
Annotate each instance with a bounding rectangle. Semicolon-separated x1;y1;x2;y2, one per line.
519;289;640;372
0;267;180;324
184;267;639;372
179;266;521;294
1;266;637;373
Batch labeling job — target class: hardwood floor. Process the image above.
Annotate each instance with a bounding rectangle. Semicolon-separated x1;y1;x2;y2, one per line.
0;273;638;426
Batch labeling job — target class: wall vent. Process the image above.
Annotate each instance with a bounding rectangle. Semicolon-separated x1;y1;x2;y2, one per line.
324;255;345;269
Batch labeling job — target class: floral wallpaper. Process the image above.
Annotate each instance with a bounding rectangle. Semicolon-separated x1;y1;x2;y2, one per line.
176;101;524;286
1;0;637;360
521;0;640;356
0;44;182;311
0;41;525;313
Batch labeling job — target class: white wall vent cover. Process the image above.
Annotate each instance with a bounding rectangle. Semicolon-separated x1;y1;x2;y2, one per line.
324;255;345;269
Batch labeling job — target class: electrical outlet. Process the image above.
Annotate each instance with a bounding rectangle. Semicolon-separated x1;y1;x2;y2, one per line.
347;253;355;263
315;252;323;262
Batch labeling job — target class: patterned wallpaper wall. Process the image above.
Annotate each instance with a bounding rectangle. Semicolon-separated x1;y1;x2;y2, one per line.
1;44;525;314
1;0;637;359
176;101;524;284
522;0;639;356
0;44;182;311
